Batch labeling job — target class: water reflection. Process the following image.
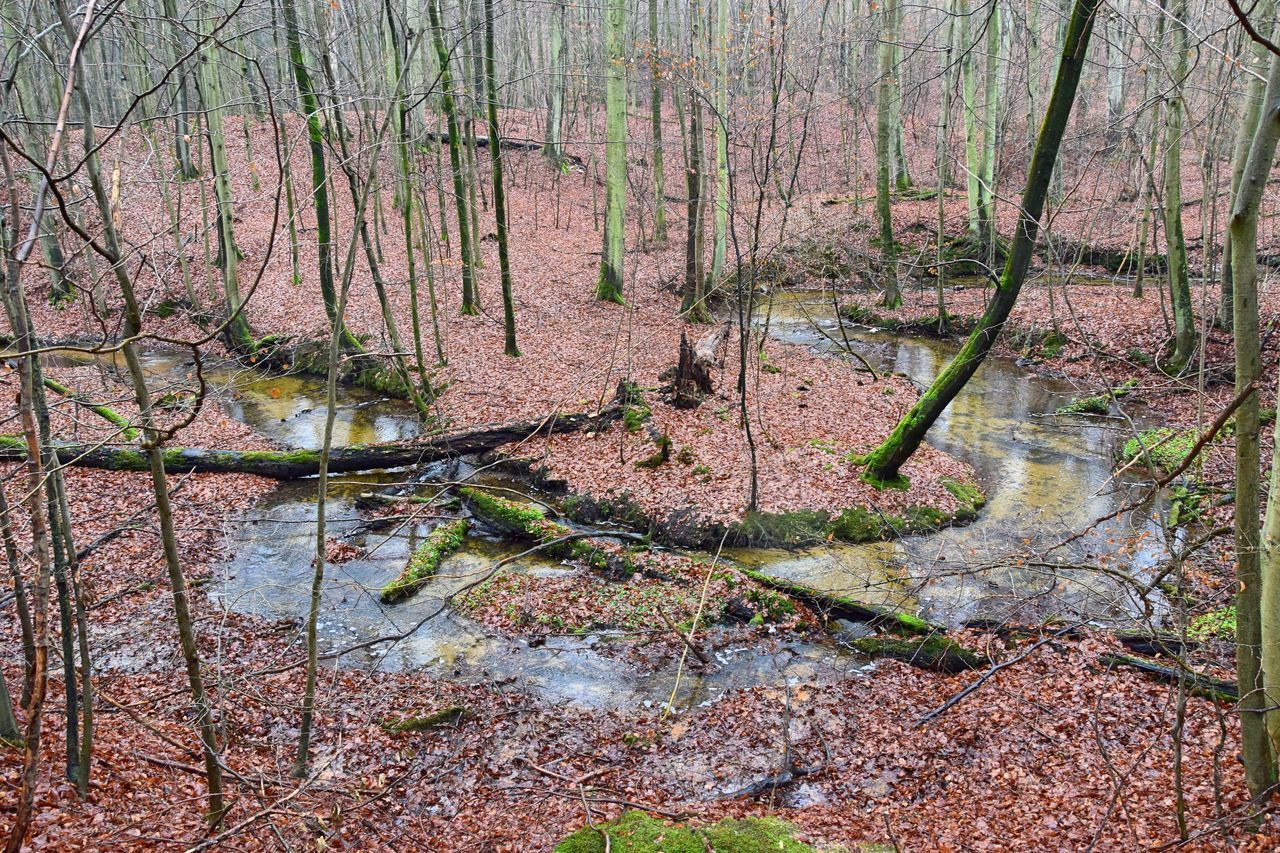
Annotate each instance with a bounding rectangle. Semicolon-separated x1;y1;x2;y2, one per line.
746;291;1168;627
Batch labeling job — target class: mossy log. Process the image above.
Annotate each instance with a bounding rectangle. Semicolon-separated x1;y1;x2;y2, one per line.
847;635;989;674
739;568;936;636
42;377;139;440
459;486;645;575
0;408;618;479
380;704;468;733
1100;652;1237;702
380;519;468;603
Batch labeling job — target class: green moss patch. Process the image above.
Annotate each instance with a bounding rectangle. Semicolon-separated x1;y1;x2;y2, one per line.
380;519;468;604
380;705;468;733
1056;379;1138;416
555;810;830;853
846;635;989;674
740;568;933;636
1120;427;1201;472
1188;606;1235;641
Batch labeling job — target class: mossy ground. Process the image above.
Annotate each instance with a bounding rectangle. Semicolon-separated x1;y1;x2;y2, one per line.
555;810;838;853
1120;427;1202;472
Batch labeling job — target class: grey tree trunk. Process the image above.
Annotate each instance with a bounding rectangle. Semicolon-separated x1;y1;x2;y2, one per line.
1236;46;1280;802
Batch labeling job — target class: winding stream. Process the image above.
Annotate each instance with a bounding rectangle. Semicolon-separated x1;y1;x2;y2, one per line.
63;291;1168;708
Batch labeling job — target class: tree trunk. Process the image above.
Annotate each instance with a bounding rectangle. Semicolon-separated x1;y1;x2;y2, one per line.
1237;47;1280;801
860;0;1101;486
427;0;479;315
485;0;519;357
876;0;901;308
1163;0;1196;373
649;0;667;242
596;0;627;303
1;409;622;479
544;0;567;165
1221;0;1275;332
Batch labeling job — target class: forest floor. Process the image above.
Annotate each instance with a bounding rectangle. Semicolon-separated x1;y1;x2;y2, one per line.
3;109;1280;848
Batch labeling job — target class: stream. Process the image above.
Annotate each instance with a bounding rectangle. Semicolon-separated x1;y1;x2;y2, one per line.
62;292;1169;709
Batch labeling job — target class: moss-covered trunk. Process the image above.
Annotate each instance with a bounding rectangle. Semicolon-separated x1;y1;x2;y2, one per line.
860;0;1100;486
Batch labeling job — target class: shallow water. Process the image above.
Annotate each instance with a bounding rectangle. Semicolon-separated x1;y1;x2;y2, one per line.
744;291;1167;627
51;299;1168;707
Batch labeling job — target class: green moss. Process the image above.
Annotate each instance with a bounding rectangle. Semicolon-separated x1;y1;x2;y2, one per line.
1188;606;1236;641
829;507;890;541
635;433;672;469
555;810;829;853
859;469;911;490
941;477;986;513
848;635;989;673
380;704;468;733
460;486;553;533
740;568;932;636
1127;347;1153;367
745;587;795;622
623;405;652;433
841;304;888;326
380;519;468;603
1121;427;1201;471
1056;379;1138;416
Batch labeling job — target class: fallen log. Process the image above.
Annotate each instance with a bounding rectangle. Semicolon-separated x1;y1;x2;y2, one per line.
1099;652;1237;702
739;568;936;636
845;636;989;674
421;132;584;167
0;408;620;479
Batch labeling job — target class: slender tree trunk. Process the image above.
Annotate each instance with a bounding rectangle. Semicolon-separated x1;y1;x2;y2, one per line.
427;0;479;315
977;0;1002;248
597;0;627;303
861;0;1100;485
485;0;519;356
196;15;254;352
877;0;900;308
1163;0;1196;372
709;0;729;285
960;0;980;231
57;0;227;816
162;0;197;178
650;0;667;242
1238;48;1280;803
1221;0;1274;332
544;0;567;165
279;0;360;346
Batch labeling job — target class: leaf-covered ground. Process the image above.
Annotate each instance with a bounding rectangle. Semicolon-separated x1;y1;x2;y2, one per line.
2;105;1278;847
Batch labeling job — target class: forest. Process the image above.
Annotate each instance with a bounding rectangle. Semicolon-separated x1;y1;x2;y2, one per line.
3;0;1280;848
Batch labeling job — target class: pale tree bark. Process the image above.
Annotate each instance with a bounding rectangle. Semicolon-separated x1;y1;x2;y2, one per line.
1221;0;1275;332
709;0;729;285
1237;45;1280;803
485;0;519;356
876;0;901;308
597;0;627;303
977;0;1002;248
1163;0;1196;372
649;0;667;242
960;0;980;230
545;0;567;165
